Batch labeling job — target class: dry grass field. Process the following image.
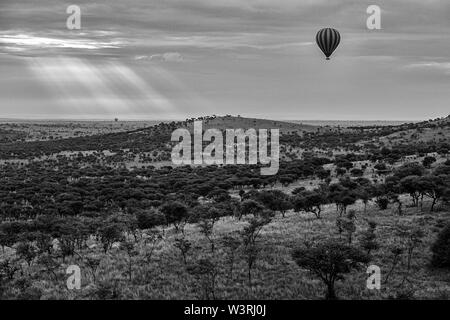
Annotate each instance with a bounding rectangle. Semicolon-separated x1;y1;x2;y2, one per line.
0;116;448;300
4;197;446;300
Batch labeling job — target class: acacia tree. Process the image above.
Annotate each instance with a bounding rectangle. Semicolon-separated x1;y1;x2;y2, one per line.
328;183;356;216
400;176;421;207
354;180;375;213
336;194;356;216
0;221;27;252
97;223;124;254
197;219;215;253
142;229;163;264
16;241;37;268
240;209;273;292
241;210;273;248
254;190;292;217
384;246;404;284
360;221;379;255
174;237;191;265
243;245;259;296
292;190;326;219
237;199;265;220
394;163;425;180
431;223;450;269
419;175;447;212
220;235;240;281
194;206;222;253
121;240;138;282
135;208;166;231
292;241;369;299
187;258;219;300
337;210;357;244
396;225;424;286
160;201;189;233
0;258;20;281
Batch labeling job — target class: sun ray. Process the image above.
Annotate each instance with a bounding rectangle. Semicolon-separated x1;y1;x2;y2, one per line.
108;62;176;112
26;56;181;118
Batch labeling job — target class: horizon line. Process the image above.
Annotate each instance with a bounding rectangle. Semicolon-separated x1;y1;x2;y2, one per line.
0;117;423;123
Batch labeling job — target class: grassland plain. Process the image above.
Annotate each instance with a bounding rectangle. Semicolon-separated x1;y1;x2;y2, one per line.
0;116;448;300
5;197;447;300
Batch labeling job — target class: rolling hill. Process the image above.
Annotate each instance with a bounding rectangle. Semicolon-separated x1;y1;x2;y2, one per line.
186;115;318;135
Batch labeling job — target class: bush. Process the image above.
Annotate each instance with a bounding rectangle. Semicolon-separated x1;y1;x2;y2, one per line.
350;168;364;177
360;221;379;254
135;209;165;230
375;197;389;210
422;156;436;168
374;163;387;171
431;224;450;269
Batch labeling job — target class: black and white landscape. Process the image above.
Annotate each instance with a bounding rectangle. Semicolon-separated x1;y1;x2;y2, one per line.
0;0;449;301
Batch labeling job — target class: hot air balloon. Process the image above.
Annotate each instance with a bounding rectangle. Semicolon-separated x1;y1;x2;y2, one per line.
316;28;341;60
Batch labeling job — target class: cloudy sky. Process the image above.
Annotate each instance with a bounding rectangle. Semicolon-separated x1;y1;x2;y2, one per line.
0;0;449;120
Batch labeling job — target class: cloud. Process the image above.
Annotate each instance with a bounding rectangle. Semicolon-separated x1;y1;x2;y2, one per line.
2;0;450;59
1;0;450;120
0;34;122;51
135;52;184;62
405;61;450;74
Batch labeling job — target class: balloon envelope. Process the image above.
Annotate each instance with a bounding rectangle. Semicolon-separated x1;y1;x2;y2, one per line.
316;28;341;60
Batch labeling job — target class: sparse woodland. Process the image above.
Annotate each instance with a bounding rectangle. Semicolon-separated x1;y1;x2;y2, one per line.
0;116;449;300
